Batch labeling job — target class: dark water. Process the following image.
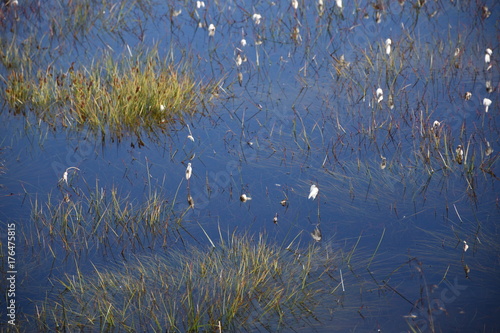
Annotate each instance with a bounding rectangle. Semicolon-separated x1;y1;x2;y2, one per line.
1;0;499;331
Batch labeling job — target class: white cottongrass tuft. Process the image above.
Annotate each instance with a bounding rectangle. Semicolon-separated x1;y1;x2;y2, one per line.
292;0;298;10
62;167;80;184
196;1;205;9
376;88;384;103
483;98;492;113
208;24;216;36
463;240;469;252
185;163;192;180
252;13;262;25
241;39;247;47
240;194;252;202
311;227;322;242
235;54;242;67
485;48;492;64
485;141;493;156
308;184;319;200
385;38;392;55
335;0;342;9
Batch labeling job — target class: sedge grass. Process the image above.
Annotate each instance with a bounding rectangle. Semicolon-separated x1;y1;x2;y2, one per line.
30;178;178;256
3;48;219;141
34;232;341;332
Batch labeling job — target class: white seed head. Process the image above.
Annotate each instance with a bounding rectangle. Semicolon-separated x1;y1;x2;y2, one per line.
485;48;492;64
208;24;216;36
196;1;205;9
236;54;242;67
335;0;342;9
240;194;252;202
187;135;195;142
252;13;262;25
292;0;298;10
483;98;492;113
376;88;384;103
241;38;247;47
380;156;387;170
311;227;322;242
160;104;165;112
485;141;493;156
385;38;392;55
308;184;319;200
185;163;192;180
463;240;469;252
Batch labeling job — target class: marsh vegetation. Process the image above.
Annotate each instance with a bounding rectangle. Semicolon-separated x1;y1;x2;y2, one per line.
0;0;498;332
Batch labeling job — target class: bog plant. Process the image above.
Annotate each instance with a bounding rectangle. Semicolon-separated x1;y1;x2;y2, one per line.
3;49;217;140
35;233;341;332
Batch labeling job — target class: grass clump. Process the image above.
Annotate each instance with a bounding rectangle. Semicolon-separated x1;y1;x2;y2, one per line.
30;179;176;255
34;234;340;332
3;48;217;140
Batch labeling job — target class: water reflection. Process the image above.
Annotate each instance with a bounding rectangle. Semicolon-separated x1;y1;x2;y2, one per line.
1;0;499;331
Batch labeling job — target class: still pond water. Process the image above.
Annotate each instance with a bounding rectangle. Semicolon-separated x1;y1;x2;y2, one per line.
0;0;499;332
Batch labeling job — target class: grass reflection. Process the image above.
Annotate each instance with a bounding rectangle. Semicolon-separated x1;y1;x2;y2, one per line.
35;233;341;332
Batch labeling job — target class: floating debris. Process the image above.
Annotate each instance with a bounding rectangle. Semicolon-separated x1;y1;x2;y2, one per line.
252;13;262;25
463;240;469;252
380;156;387;170
456;145;464;164
483;98;492;113
188;194;195;209
485;141;493;156
240;194;252;202
376;88;383;103
280;199;288;207
385;38;392;55
464;91;472;100
185;163;192;180
308;184;319;200
208;24;216;37
273;213;278;224
311;227;322;242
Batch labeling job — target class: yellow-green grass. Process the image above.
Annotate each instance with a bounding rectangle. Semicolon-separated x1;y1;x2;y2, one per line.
34;233;340;332
3;49;218;140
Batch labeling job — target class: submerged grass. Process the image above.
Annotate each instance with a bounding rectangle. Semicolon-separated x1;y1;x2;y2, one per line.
30;177;179;255
34;233;340;332
3;47;218;140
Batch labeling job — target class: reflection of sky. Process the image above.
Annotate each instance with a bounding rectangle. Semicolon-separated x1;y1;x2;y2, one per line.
1;0;499;331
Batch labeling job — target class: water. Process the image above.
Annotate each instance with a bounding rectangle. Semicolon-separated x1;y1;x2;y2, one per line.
1;0;499;331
